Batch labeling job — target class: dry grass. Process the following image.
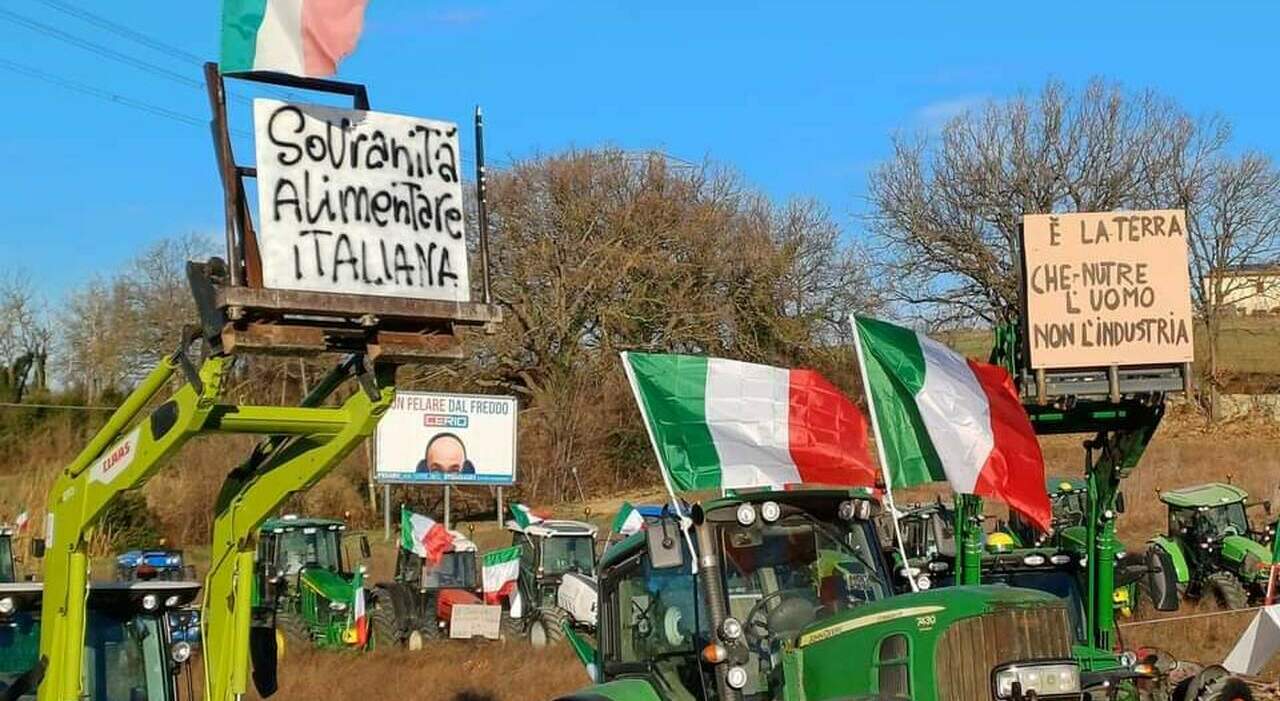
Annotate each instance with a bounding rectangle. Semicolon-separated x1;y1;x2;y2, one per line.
247;643;588;701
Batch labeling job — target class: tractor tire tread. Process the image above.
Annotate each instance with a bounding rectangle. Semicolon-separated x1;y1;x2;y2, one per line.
1197;675;1254;701
370;587;400;647
1207;572;1250;610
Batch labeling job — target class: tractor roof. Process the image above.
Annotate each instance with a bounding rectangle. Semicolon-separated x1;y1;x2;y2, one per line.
702;487;880;513
0;526;12;537
260;515;347;533
0;580;202;612
1160;483;1249;508
1047;476;1086;493
506;519;598;538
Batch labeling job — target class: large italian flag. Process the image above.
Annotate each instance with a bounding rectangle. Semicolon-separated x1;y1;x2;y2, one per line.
221;0;370;77
853;316;1050;529
621;352;875;492
400;508;452;566
482;546;523;618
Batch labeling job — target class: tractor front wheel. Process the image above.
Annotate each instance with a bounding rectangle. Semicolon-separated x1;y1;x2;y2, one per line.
528;607;568;649
274;609;310;657
370;589;400;648
1207;573;1249;610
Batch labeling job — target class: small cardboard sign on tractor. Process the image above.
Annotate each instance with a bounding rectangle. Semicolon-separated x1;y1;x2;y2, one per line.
1022;210;1194;370
449;604;502;640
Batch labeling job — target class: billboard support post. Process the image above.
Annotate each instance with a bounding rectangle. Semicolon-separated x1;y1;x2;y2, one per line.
496;487;504;527
384;485;392;541
444;485;452;531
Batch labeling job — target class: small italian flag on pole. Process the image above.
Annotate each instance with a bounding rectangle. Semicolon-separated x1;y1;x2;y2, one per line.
611;502;644;537
221;0;370;77
509;503;545;529
400;507;452;566
621;352;875;492
350;566;368;648
482;546;523;618
852;316;1051;530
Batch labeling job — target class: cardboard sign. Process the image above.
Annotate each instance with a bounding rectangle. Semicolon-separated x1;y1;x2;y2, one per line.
374;392;517;485
1022;210;1195;369
252;99;470;301
450;604;502;640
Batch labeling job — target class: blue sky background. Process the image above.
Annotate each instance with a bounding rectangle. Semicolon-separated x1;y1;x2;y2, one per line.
2;1;1279;302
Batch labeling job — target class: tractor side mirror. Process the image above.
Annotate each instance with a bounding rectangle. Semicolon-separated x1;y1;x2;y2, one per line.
645;517;686;570
1144;547;1181;613
1115;492;1126;514
29;539;45;559
359;535;371;560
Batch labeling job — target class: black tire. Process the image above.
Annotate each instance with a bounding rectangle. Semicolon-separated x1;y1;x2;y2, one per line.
370;588;400;648
528;607;568;649
1207;572;1249;610
1198;675;1253;701
274;608;310;656
500;610;523;642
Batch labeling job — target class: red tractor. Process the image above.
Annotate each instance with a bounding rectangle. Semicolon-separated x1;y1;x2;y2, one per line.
372;530;497;647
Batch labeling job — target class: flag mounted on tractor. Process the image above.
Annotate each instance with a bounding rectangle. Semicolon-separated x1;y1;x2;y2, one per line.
400;507;452;565
621;351;875;492
852;315;1051;530
482;546;523;617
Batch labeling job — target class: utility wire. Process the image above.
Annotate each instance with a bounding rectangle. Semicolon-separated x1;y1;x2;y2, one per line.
0;401;119;412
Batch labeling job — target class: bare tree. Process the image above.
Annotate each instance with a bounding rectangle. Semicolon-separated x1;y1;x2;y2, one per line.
1184;153;1280;416
0;271;51;402
868;78;1230;326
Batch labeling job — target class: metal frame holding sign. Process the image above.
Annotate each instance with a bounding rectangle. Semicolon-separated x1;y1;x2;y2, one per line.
373;391;518;486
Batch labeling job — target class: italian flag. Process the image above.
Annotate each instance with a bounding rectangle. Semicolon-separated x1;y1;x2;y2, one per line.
853;316;1050;530
221;0;370;77
350;566;368;648
400;507;452;566
611;502;644;537
509;503;545;529
482;546;523;618
621;352;875;492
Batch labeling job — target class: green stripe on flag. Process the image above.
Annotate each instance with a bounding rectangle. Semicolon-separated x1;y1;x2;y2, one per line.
624;352;722;491
398;507;414;552
220;0;269;73
483;545;521;567
855;317;946;487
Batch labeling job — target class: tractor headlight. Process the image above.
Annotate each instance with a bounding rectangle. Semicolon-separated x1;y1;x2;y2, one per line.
170;641;192;664
1022;554;1046;566
760;501;781;523
142;594;158;611
993;661;1080;699
0;597;13;615
725;666;749;690
165;595;181;608
329;601;348;612
735;504;757;526
916;574;932;590
1049;554;1071;565
927;560;950;572
719;617;744;641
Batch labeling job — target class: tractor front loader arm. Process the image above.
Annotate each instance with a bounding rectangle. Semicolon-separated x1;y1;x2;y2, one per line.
202;357;396;701
39;345;231;701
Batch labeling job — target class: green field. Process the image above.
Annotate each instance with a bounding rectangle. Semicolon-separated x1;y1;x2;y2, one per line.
943;316;1280;389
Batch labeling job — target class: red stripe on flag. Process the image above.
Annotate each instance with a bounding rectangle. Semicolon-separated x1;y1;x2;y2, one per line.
484;580;518;606
786;369;877;487
965;359;1051;531
301;0;369;77
422;522;453;566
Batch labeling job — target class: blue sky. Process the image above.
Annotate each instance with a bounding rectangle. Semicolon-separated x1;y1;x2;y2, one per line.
2;1;1279;301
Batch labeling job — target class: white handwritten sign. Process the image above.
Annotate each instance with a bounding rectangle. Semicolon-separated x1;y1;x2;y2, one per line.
450;604;501;639
252;99;470;301
1022;210;1195;369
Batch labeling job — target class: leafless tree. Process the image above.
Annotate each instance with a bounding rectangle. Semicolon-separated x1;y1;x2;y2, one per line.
868;78;1230;326
0;271;51;401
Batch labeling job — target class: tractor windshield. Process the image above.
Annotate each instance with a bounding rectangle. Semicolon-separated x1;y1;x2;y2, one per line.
0;608;171;701
542;536;595;576
985;569;1086;645
423;551;478;590
720;512;889;631
1051;491;1087;527
1202;503;1250;536
0;536;14;583
279;528;344;575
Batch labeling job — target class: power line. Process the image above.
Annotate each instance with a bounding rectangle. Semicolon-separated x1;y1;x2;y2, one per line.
0;401;119;412
0;57;204;128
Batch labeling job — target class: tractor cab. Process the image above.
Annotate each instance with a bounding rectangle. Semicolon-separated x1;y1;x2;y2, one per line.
253;515;372;651
0;528;14;584
0;580;200;701
1007;478;1089;550
116;549;194;582
571;489;1084;701
1150;483;1274;608
890;501;956;592
506;519;600;646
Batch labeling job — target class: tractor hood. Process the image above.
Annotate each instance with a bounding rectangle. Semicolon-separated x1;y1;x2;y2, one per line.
1221;535;1273;579
299;567;355;604
793;586;1073;699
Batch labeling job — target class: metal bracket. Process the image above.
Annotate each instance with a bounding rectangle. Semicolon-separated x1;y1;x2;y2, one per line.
352;355;381;402
172;326;205;395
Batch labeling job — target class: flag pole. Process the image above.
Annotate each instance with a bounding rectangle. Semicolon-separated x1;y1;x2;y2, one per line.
620;352;699;574
849;316;919;593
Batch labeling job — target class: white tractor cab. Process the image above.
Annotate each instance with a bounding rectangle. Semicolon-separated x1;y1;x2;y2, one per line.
0;580;200;701
505;518;599;647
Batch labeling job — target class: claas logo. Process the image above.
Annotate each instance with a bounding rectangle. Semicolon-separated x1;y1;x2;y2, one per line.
100;442;132;474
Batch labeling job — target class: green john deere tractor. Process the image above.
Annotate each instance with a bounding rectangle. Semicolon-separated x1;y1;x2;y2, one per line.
1148;483;1275;610
506;517;599;647
560;489;1088;701
0;580;201;701
252;515;373;653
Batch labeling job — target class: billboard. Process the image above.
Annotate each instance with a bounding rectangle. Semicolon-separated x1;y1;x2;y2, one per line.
252;99;470;302
374;392;517;485
1022;210;1195;369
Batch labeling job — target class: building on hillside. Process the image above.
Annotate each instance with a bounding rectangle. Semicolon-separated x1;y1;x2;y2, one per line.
1202;263;1280;315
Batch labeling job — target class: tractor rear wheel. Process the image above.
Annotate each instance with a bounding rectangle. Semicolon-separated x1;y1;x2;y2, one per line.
1208;572;1249;610
274;609;310;657
528;607;568;649
1190;666;1254;701
499;610;523;642
370;589;400;648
